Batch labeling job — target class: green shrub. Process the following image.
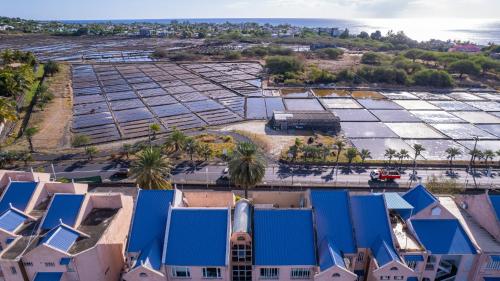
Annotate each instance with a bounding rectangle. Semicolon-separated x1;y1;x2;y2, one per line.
315;48;344;60
448;59;481;78
361;52;384;65
224;51;242;60
411;69;454;87
265;55;304;75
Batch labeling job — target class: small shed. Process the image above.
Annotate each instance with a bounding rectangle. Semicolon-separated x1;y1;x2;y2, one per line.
271;111;340;132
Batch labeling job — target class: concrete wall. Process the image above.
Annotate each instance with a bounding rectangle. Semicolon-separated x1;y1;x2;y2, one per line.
314;265;357;281
455;193;500;240
410;202;455;220
0;260;23;281
182;191;234;208
165;265;230;281
253;265;315;281
122;266;165;281
22;244;69;280
75;243;124;281
251;191;308;208
368;260;415;281
43;182;88;195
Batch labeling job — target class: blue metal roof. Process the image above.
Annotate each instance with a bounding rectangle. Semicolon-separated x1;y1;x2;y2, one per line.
164;208;229;266
371;238;400;267
41;225;80;252
311;190;356;270
126;190;174;253
489;195;500;221
402;185;437;216
404;255;424;262
135;238;162;270
484;278;500;281
0;208;28;232
33;272;63;281
411;219;476;255
317;239;345;270
0;182;38;213
253;209;316;266
41;194;84;230
383;193;413;210
350;195;394;248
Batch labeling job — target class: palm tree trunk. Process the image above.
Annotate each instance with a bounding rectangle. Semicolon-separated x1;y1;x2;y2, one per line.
244;185;248;199
28;138;34;152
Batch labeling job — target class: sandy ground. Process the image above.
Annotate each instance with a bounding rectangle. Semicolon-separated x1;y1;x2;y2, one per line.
30;64;73;151
220;121;313;158
307;53;362;72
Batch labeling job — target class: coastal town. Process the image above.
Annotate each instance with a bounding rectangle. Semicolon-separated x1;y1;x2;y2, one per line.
0;1;500;279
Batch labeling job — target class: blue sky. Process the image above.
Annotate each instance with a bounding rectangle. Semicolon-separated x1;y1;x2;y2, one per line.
3;0;499;20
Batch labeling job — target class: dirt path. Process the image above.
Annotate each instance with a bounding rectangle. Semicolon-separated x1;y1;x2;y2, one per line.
30;64;73;151
220;121;313;158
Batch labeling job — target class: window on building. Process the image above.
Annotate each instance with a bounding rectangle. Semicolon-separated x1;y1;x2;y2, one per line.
290;268;311;279
260;268;279;279
44;262;55;267
390;267;398;271
431;207;441;216
394;276;404;280
22;261;33;267
380;276;390;280
486;257;500;270
172;267;191;278
232;244;251;262
425;256;436;271
139;273;148;278
357;252;364;262
10;267;16;275
232;265;252;281
405;261;417;270
332;273;341;278
202;267;222;279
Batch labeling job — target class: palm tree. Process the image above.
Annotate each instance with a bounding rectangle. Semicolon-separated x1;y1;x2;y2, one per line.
288;138;302;162
359;149;371;164
345;147;358;166
149;123;161;140
469;149;482;165
184;137;199;162
43;60;60;76
398;149;410;167
228;142;266;198
0;98;18;124
129;147;172;190
321;146;331;161
85;146;98;160
197;143;213;161
0;72;23;97
164;128;187;153
411;144;425;179
483;150;495;166
19;151;33;167
445;147;461;174
24;127;39;152
497;150;500;167
1;49;14;65
122;143;132;159
333;140;345;165
384;148;397;165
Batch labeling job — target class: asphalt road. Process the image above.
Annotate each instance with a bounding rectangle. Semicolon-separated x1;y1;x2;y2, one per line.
39;160;500;189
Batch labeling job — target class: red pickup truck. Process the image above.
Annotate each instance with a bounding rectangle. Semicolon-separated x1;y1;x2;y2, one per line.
370;169;401;181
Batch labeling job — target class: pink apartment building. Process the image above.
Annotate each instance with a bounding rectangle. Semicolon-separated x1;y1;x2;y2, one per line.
0;171;133;281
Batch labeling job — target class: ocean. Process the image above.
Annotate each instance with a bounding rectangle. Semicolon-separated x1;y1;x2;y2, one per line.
61;18;500;45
